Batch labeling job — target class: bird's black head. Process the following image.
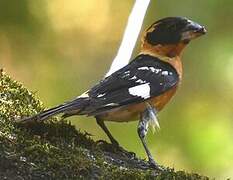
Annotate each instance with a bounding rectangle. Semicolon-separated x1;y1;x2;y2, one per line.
145;17;206;45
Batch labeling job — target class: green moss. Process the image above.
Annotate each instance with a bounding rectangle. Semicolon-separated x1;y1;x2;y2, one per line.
0;69;210;179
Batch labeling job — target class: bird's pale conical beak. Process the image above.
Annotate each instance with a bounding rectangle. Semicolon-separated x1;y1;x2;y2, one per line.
181;21;207;41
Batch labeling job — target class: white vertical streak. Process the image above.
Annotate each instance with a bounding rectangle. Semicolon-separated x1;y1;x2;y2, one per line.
105;0;151;77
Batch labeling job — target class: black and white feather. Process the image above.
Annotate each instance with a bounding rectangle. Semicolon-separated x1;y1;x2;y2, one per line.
20;54;179;122
78;54;179;116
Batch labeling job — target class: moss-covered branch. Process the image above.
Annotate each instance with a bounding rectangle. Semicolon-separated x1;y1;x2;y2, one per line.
0;69;209;179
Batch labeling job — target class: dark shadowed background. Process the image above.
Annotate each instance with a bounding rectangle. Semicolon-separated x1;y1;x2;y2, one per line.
0;0;232;178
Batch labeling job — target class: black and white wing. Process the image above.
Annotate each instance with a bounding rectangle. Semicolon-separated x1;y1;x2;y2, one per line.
81;54;179;115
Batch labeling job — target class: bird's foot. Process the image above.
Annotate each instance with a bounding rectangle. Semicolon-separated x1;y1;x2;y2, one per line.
148;158;163;170
111;143;135;159
110;138;120;147
96;139;135;159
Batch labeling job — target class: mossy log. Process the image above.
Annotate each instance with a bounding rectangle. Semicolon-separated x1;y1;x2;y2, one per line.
0;69;209;180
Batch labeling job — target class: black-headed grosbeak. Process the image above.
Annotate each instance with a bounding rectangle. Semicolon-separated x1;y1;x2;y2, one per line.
21;17;206;169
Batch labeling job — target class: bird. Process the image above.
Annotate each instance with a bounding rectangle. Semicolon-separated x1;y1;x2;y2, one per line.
20;17;206;169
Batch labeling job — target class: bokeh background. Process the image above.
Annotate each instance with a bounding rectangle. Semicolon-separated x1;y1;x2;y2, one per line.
0;0;233;178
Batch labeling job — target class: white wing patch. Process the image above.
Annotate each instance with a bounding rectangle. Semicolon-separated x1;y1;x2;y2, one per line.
136;79;146;84
78;91;89;98
138;67;149;70
138;66;162;74
129;76;137;80
161;71;169;76
128;83;150;99
97;93;106;98
104;103;119;107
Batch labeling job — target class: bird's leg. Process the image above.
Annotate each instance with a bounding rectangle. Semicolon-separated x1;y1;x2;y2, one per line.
138;106;160;169
96;117;136;159
96;117;119;146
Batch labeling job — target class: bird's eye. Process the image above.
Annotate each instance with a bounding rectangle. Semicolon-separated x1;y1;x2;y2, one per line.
167;23;177;31
170;24;177;31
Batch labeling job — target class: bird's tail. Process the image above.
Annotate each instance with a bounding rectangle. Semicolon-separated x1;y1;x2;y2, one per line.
19;98;89;123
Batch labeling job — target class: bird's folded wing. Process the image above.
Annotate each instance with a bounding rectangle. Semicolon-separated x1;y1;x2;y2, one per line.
83;54;179;115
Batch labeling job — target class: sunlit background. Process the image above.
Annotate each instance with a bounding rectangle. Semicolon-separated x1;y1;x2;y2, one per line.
0;0;233;179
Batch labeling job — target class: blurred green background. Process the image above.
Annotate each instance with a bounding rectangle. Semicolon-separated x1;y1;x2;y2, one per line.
0;0;233;178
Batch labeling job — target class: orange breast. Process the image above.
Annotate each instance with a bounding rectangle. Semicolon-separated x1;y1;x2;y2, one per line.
99;86;178;122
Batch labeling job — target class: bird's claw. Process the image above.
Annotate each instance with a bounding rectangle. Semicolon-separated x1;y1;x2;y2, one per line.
148;158;163;170
112;144;136;159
